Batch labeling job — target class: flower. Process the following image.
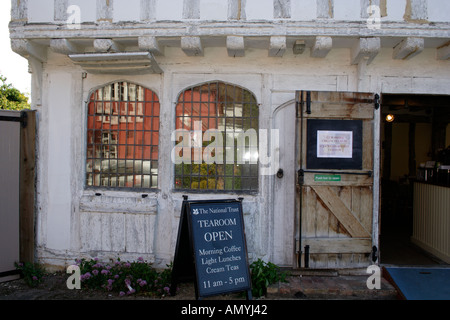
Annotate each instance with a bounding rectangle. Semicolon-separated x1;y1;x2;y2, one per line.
92;269;99;276
139;280;147;287
119;291;125;296
81;272;92;281
101;269;109;275
32;276;38;281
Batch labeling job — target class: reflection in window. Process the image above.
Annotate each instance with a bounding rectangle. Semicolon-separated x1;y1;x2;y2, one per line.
175;81;259;192
86;82;160;189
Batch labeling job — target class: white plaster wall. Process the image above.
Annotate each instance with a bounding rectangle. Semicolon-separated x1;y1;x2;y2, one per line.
113;0;141;22
28;0;54;23
33;43;450;269
385;0;407;21
292;0;317;21
45;73;72;251
155;0;184;20
68;0;97;22
334;0;362;21
428;0;450;22
200;0;229;21
246;0;274;20
20;0;450;23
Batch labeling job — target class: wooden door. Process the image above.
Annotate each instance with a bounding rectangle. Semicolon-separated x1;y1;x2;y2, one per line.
297;91;376;269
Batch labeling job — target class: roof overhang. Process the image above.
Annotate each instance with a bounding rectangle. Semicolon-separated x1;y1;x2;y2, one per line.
68;52;162;75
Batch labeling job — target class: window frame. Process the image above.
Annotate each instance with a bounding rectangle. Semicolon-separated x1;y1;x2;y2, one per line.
84;81;160;191
173;81;260;194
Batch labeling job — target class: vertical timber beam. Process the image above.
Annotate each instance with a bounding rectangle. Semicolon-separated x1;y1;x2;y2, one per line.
20;110;37;264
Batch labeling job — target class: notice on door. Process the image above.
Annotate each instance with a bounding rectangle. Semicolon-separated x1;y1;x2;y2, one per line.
317;130;353;159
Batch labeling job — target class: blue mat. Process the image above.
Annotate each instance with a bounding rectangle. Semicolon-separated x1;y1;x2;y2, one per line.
385;267;450;300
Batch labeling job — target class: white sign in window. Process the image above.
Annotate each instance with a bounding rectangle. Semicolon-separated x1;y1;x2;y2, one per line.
317;131;353;159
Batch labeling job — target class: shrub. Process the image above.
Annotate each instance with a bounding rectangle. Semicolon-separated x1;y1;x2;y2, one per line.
250;259;288;298
76;257;172;297
14;262;46;287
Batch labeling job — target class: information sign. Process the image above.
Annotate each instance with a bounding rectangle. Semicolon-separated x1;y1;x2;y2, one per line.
170;197;252;300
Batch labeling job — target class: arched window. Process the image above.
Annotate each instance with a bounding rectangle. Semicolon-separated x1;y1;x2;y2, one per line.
86;82;160;189
174;81;259;192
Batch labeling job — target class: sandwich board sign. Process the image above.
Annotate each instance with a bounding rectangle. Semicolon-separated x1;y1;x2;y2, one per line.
170;196;252;300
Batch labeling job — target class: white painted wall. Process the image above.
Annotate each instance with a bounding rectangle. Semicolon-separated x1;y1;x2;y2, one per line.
21;0;450;23
69;0;97;23
29;43;450;270
113;0;141;22
12;0;450;270
28;0;54;23
291;0;317;21
246;0;273;20
200;0;228;20
156;0;184;20
45;73;72;251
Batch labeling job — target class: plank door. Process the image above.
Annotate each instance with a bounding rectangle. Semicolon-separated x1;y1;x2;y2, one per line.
298;91;376;269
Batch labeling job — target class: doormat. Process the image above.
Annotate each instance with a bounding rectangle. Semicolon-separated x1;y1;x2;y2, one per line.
384;267;450;300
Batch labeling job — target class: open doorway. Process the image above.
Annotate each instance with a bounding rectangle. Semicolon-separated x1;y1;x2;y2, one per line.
380;94;450;265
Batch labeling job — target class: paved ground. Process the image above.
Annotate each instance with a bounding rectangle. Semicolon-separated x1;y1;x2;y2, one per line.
0;271;398;300
267;274;398;300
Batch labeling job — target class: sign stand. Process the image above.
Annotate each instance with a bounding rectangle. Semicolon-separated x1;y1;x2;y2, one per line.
170;196;252;300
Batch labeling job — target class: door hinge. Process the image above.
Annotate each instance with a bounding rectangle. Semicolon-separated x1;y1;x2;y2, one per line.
306;91;311;114
374;94;380;110
372;245;378;262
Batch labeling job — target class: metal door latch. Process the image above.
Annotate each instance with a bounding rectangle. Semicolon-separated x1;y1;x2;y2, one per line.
276;168;284;178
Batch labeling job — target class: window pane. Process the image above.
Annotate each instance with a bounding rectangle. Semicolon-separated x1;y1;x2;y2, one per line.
175;82;259;192
86;82;160;189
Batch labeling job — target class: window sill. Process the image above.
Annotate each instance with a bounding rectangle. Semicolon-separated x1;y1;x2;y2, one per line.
79;191;158;215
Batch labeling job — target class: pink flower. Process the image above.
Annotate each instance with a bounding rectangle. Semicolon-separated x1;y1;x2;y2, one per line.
81;272;92;281
139;280;147;287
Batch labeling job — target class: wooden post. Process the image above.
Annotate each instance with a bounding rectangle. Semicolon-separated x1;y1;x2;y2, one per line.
19;110;36;263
